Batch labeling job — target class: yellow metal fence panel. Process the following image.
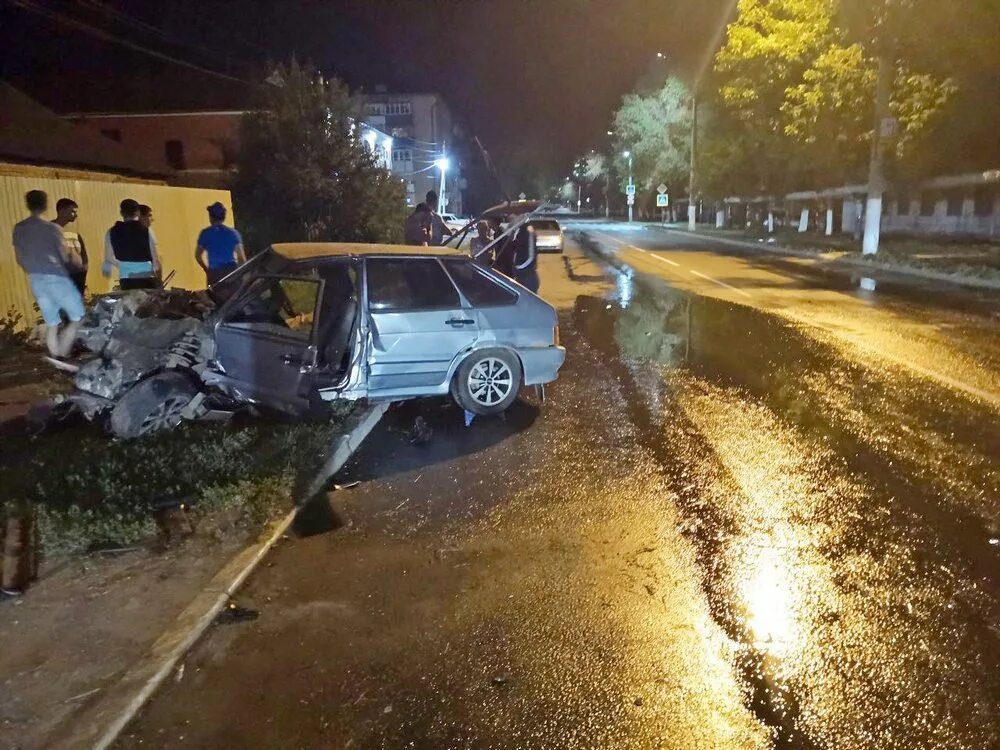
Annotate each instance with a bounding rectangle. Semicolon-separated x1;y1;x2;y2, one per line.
0;164;235;328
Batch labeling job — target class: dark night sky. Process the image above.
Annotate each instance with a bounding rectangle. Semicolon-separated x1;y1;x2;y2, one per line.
1;0;733;198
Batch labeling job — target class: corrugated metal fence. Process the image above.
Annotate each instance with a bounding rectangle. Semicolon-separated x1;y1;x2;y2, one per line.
0;163;235;327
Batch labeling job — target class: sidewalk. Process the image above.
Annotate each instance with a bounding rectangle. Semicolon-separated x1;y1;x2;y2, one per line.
0;392;388;749
651;224;1000;290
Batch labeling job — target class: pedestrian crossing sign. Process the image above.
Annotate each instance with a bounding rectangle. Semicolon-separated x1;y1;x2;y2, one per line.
656;193;669;207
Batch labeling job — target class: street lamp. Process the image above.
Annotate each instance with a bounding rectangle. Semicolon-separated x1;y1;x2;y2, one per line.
434;156;449;214
624;150;633;223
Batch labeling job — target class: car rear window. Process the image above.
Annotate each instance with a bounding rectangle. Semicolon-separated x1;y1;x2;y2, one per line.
530;220;559;230
444;260;518;307
367;258;460;311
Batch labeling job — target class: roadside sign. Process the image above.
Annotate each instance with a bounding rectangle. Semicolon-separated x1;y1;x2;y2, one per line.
625;183;636;196
518;192;527;200
657;183;668;195
656;193;668;207
627;194;635;205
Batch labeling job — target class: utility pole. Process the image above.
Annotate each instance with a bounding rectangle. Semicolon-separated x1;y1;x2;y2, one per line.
863;55;892;255
625;150;633;223
437;140;448;214
688;92;698;232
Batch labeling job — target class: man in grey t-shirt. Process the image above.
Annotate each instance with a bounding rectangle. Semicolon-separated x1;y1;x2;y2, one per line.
12;190;85;364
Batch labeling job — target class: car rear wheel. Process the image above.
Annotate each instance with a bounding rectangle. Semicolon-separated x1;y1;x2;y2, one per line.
451;348;522;416
109;371;199;439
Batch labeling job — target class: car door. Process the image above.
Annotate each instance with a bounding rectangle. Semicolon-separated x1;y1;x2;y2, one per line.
365;256;479;395
213;274;325;407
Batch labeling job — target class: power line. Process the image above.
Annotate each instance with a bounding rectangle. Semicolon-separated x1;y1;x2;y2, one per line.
7;0;246;83
76;0;254;72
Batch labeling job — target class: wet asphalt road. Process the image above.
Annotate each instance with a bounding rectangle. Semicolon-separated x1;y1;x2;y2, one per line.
120;231;999;749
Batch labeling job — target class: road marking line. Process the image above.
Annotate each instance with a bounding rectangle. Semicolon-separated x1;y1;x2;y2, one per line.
689;269;753;298
646;252;680;267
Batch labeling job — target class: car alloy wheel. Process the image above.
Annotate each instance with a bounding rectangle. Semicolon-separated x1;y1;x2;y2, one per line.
467;357;514;407
138;393;190;435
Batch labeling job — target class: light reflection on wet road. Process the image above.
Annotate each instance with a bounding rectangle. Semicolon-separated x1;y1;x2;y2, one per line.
121;233;999;749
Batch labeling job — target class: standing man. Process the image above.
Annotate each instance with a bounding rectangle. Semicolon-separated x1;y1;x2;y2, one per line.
404;203;432;246
52;198;88;295
12;190;85;365
195;201;245;285
425;190;453;246
103;198;160;289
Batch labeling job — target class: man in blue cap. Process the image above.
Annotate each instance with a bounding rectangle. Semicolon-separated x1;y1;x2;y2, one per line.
195;202;245;285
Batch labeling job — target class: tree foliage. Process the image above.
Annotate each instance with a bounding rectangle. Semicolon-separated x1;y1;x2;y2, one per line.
233;61;406;250
709;0;958;192
611;77;693;194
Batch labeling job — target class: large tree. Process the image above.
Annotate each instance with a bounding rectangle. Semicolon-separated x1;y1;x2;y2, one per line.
710;0;957;193
233;61;406;250
611;77;693;195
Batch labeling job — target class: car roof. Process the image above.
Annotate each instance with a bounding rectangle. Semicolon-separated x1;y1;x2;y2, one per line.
270;242;467;260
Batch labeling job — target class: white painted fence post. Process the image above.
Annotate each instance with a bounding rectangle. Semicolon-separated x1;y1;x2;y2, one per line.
798;208;810;232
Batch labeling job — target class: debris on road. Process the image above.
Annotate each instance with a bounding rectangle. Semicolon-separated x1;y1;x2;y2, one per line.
333;481;361;491
408;415;433;444
215;602;260;625
491;673;511;687
63;686;102;704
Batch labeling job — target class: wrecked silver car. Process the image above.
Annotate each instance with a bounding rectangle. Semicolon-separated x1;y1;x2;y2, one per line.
67;242;565;439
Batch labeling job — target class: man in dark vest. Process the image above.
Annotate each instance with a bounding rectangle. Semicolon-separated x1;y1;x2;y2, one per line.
102;198;161;289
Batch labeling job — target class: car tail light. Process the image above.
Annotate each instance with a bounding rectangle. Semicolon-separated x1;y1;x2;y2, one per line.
553;325;561;346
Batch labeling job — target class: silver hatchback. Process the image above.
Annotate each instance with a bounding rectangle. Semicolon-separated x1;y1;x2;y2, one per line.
208;243;566;416
69;242;566;437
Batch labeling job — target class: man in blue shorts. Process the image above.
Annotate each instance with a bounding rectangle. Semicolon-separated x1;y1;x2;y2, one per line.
12;190;86;366
195;202;245;286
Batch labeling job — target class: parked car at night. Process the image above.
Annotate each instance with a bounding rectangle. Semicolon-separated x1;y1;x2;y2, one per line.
67;243;565;438
527;218;563;253
440;213;466;234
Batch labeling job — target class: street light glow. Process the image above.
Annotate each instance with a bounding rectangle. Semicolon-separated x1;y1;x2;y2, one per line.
623;150;630;158
364;131;377;148
434;157;450;172
383;137;393;149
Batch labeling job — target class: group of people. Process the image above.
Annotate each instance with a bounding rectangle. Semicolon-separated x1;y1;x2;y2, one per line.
403;190;540;292
11;189;245;366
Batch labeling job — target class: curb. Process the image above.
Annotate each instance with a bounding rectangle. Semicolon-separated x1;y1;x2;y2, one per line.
655;226;1000;291
61;400;392;750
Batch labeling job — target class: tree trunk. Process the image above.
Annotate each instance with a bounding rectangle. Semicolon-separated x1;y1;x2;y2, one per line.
863;54;892;255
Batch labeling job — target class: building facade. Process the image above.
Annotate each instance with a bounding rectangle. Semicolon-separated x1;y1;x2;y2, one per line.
722;170;1000;239
63;110;244;188
360;91;464;214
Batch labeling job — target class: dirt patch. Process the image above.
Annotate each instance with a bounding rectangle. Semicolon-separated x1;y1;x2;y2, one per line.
0;534;245;749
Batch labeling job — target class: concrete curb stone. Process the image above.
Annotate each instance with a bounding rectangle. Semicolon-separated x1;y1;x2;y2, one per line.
53;400;392;750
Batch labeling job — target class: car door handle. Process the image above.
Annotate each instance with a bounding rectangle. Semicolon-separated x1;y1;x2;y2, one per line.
281;353;300;365
446;318;475;327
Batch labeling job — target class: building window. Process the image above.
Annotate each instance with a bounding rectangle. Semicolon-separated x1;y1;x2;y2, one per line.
365;103;386;116
390;127;410;138
164;140;186;170
100;128;122;142
973;186;995;217
919;192;937;217
386;101;411;115
945;189;964;217
392;149;412;162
